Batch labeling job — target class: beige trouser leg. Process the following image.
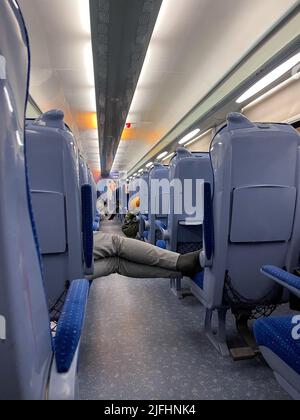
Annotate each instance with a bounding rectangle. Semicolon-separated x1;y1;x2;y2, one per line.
91;257;181;279
92;232;181;279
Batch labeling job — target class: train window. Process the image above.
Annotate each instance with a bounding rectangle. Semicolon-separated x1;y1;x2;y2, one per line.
26;96;41;119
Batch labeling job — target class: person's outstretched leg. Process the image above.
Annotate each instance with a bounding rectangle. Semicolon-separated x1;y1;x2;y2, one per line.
93;232;202;277
93;232;179;270
117;259;181;279
88;257;119;279
90;257;182;280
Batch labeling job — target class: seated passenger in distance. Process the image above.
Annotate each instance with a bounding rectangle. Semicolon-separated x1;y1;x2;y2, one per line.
121;213;139;239
91;231;202;280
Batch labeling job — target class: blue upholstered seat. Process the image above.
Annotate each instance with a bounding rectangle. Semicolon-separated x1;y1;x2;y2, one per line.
192;272;204;290
191;113;300;358
254;316;300;375
254;265;300;400
155;220;167;231
156;240;167;249
55;280;90;374
262;266;300;294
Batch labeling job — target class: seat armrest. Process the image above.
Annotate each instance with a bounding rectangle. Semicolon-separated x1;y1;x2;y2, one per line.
261;265;300;298
49;279;90;400
202;182;214;267
179;220;203;226
48;348;80;400
54;279;90;373
155;220;169;240
81;184;94;275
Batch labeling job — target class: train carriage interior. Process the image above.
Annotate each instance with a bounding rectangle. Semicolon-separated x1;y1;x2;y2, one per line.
1;0;300;402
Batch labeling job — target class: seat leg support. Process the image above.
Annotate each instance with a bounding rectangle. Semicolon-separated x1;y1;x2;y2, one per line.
205;308;230;357
229;313;260;361
170;277;192;299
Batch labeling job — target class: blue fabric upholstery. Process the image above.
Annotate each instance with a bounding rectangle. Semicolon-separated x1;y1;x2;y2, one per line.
254;316;300;375
54;279;90;373
262;265;300;291
143;231;149;239
203;182;214;261
156;240;166;249
93;222;99;232
22;6;51;348
23;23;44;275
177;242;202;255
155;220;167;230
81;184;94;269
192;272;204;289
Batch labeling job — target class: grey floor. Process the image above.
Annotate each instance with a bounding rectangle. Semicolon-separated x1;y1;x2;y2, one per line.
78;220;291;400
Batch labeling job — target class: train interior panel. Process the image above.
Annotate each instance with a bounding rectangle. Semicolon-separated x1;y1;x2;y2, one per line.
1;0;300;403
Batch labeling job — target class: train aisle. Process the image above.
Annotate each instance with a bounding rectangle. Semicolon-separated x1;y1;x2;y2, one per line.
78;220;290;401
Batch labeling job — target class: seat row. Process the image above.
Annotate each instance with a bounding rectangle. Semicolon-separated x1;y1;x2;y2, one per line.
0;0;299;400
131;113;300;399
26;109;101;311
0;1;98;399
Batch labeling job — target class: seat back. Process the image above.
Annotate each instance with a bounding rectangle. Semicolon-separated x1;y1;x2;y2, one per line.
138;171;150;239
168;148;213;253
0;0;52;399
128;178;139;207
201;113;300;310
79;155;89;187
87;169;97;220
139;171;150;214
26;110;84;309
148;163;169;244
119;180;129;216
254;316;300;400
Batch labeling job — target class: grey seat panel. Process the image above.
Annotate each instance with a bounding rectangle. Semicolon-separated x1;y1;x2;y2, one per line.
137;172;150;239
199;113;300;308
26;110;84;309
192;113;300;354
31;191;67;253
148;163;170;245
167;148;213;253
0;0;52;400
230;186;296;243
